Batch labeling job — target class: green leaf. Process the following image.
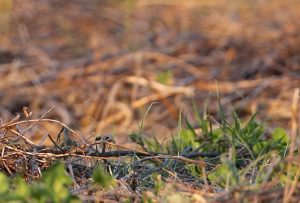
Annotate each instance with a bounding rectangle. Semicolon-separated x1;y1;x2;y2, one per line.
152;173;164;194
42;162;75;202
272;128;289;144
253;141;269;156
155;70;173;85
92;165;116;189
180;129;199;150
187;165;201;177
129;132;145;148
0;173;8;194
208;158;239;187
12;176;30;200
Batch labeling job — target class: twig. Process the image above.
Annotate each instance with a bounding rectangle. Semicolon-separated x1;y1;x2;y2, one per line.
0;119;86;145
48;134;64;152
9;128;36;147
21;107;54;135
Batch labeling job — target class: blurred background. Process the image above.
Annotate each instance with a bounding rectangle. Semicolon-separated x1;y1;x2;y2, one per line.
0;0;299;145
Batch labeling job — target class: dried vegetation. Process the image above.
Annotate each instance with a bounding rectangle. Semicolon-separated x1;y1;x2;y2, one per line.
0;0;299;202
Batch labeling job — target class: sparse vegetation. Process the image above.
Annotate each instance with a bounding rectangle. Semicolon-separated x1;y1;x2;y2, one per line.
0;0;299;202
0;100;298;202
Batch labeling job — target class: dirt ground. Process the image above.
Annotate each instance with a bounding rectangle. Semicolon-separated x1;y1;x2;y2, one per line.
0;0;299;146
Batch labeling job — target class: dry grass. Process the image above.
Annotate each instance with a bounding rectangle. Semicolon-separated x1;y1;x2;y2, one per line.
0;0;299;202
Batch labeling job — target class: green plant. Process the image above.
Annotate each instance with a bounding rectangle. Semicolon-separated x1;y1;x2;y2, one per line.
129;101;290;191
155;70;173;85
92;165;117;190
0;162;79;203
